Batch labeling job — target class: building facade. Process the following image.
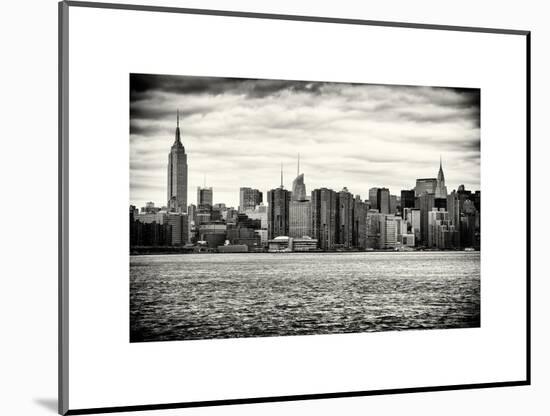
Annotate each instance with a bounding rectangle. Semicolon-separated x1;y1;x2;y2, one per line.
167;111;188;212
377;187;390;214
400;189;415;214
337;187;354;248
415;178;437;197
289;200;312;238
239;187;263;212
197;186;213;208
267;187;290;239
311;188;338;250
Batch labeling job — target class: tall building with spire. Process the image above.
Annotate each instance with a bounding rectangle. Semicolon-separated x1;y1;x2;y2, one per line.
435;156;448;199
289;155;311;238
267;164;290;239
291;154;307;202
167;110;188;212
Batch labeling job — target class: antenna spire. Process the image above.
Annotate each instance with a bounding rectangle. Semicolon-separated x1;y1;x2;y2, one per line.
177;109;179;128
280;162;283;188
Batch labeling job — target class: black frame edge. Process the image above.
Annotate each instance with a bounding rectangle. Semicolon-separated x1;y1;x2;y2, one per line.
66;380;530;415
525;31;531;386
59;1;532;414
63;0;529;36
59;1;70;415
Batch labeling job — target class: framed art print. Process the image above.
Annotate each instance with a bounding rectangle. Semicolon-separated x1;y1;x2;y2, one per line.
59;1;530;414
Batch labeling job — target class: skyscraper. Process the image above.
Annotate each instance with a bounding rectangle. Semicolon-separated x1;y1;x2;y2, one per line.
239;187;263;212
435;157;448;199
379;215;401;249
337;187;354;248
400;189;416;214
267;166;290;239
368;187;379;210
377;188;390;214
353;195;368;249
415;178;437;197
390;194;397;215
167;110;188;212
311;188;338;250
289;156;311;238
291;154;307;202
418;192;435;246
289;200;312;238
197;186;213;208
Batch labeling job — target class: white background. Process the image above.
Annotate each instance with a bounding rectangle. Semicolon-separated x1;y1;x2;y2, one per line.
0;0;548;415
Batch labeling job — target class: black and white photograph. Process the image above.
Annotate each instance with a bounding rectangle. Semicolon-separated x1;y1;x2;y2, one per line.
129;73;481;343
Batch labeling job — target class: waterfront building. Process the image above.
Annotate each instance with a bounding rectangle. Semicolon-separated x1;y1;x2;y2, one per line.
415;178;437;197
460;199;480;249
130;219;172;247
244;203;268;229
311;187;338;250
368;187;379;210
267;236;291;252
292;236;319;252
254;229;268;245
337;187;354;248
217;244;249;253
428;208;459;249
239;187;263;212
267;236;318;252
402;233;415;247
198;222;227;248
379;215;401;249
226;225;261;248
417;192;435;246
167;110;188;212
267;170;291;239
435;157;448;199
428;208;448;247
353;196;368;249
235;213;261;229
289;200;312;238
165;213;189;245
366;209;383;249
197;186;213;209
377;187;390;214
410;208;421;245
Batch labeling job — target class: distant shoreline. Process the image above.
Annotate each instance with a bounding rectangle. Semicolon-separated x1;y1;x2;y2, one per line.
129;247;479;256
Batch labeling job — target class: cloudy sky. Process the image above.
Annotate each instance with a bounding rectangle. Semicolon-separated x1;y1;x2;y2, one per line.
130;74;480;209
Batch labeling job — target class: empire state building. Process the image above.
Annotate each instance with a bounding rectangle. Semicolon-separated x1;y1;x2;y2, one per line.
167;110;188;212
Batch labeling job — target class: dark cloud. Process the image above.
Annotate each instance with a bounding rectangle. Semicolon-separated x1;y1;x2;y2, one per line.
130;73;328;102
129;74;481;208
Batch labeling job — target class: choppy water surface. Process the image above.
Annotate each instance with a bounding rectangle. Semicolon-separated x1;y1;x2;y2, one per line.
130;252;480;342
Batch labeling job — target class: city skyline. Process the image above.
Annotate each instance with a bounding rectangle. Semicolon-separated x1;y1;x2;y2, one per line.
130;74;480;209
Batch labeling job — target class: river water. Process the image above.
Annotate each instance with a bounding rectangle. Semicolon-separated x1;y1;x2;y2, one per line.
130;251;480;342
